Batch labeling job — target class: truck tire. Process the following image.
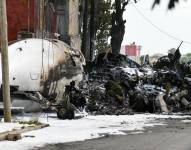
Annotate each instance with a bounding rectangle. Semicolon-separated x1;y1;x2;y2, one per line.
57;108;75;120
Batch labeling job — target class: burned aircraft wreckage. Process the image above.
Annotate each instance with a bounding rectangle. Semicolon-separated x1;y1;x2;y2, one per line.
1;38;191;119
79;45;191;115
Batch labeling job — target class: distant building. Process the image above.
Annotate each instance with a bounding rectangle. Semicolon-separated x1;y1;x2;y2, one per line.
121;42;142;63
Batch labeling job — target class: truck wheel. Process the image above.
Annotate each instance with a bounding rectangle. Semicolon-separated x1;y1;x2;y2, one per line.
57;108;68;119
57;108;75;119
68;110;75;119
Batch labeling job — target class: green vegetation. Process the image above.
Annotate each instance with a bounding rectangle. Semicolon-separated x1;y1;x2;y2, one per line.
106;80;124;103
152;0;182;9
19;119;42;126
181;53;191;63
96;0;112;53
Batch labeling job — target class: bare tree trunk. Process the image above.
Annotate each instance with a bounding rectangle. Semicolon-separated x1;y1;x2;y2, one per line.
110;0;128;54
90;0;98;61
0;0;12;122
81;0;90;61
39;0;44;38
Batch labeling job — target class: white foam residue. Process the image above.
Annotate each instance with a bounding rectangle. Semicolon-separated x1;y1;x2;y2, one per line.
0;123;23;133
0;114;190;150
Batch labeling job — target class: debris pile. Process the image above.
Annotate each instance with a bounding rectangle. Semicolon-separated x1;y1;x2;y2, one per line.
76;48;191;115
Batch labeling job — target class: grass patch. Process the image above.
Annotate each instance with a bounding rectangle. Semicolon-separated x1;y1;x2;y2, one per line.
19;119;42;126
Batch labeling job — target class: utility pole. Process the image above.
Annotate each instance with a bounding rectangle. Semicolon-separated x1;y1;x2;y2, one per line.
0;0;12;122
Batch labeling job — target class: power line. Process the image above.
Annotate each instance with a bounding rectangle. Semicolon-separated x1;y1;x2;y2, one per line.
132;4;191;45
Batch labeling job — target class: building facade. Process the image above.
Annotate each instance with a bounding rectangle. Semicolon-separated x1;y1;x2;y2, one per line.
6;0;35;42
5;0;80;50
121;42;141;63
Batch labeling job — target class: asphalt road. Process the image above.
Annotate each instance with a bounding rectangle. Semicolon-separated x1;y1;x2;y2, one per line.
34;118;191;150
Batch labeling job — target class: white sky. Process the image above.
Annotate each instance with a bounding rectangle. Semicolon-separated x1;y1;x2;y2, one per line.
122;0;191;55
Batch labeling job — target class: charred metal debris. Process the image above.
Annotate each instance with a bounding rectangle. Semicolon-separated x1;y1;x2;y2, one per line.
74;48;191;115
5;44;191;119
